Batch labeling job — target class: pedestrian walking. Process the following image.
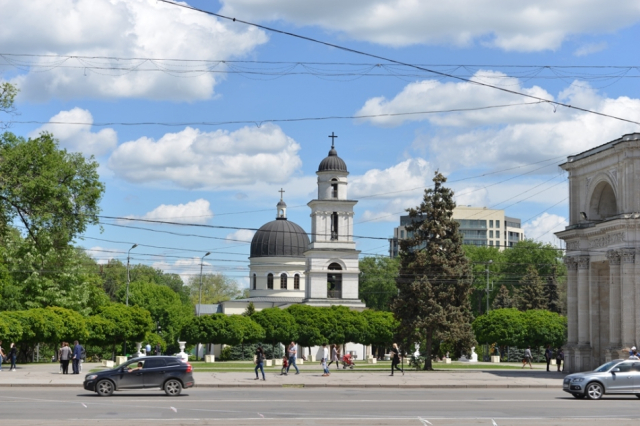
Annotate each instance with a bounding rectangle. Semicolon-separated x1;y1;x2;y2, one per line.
556;348;564;372
522;346;533;369
155;344;161;356
286;341;300;375
145;343;151;355
327;344;340;370
280;355;288;375
9;343;17;371
321;343;330;376
59;342;72;374
545;345;553;372
0;340;4;372
390;343;404;376
72;340;83;374
254;345;266;381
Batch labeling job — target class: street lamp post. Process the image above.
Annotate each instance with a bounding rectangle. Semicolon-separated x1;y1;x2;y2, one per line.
124;243;138;357
197;252;211;359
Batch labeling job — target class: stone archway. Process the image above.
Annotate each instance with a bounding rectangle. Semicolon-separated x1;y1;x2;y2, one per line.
588;180;617;220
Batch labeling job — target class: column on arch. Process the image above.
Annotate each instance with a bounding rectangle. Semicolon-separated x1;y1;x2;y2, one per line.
620;248;636;347
564;256;578;344
577;256;590;345
606;250;622;348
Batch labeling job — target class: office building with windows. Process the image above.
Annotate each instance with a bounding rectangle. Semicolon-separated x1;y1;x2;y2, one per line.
389;206;524;258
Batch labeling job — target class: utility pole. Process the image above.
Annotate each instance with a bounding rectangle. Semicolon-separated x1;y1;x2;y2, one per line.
197;251;211;360
124;243;137;357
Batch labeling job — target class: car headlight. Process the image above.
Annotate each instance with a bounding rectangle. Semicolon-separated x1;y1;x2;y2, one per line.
571;378;585;382
85;374;98;380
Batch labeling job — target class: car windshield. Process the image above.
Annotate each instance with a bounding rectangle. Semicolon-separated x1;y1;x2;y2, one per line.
594;360;622;372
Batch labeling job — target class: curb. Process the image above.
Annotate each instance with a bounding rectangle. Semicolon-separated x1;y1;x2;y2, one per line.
0;383;562;389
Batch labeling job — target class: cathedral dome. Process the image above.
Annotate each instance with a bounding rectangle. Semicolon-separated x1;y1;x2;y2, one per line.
318;147;347;172
250;218;310;258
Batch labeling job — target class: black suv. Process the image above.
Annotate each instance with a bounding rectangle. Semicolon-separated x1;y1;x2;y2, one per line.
84;356;195;396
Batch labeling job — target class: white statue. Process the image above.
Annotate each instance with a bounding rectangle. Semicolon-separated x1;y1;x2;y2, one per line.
469;346;478;362
177;340;189;362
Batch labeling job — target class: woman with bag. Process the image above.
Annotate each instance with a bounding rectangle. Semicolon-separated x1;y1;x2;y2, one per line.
8;343;17;371
254;346;266;381
59;342;72;374
522;346;533;369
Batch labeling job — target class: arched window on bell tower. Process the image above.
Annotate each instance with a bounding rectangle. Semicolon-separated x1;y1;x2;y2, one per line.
252;274;256;290
327;263;342;299
331;178;338;198
331;212;339;240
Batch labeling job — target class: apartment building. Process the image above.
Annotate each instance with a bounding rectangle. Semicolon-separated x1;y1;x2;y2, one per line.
389;206;524;258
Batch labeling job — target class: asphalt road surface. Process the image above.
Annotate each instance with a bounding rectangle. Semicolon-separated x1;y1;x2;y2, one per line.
1;387;640;425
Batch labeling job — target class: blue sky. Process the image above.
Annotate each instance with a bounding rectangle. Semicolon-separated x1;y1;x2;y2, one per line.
2;0;640;287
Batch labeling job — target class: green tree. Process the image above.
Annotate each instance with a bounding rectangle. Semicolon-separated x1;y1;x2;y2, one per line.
0;132;104;252
118;281;193;353
251;308;298;359
391;172;476;370
286;304;326;358
0;310;23;343
515;265;547;311
462;245;504;316
243;302;256;317
544;265;562;314
0;82;19;123
327;305;367;349
473;308;527;348
358;256;399;311
522;309;567;349
492;285;516;309
361;310;397;358
94;303;154;356
186;273;243;305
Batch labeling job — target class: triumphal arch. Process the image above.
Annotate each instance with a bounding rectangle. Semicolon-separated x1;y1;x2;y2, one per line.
556;132;640;372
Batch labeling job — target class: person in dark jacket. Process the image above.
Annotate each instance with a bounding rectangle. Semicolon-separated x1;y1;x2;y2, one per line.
254;346;266;381
72;340;83;374
556;348;564;372
9;343;17;371
59;342;72;374
545;345;553;372
390;343;404;376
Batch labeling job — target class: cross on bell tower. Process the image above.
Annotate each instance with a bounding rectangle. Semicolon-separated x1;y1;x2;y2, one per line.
278;188;285;200
328;132;338;148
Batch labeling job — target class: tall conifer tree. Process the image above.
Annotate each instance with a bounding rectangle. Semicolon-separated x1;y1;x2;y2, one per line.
544;265;561;313
391;172;475;370
516;265;547;310
492;284;515;309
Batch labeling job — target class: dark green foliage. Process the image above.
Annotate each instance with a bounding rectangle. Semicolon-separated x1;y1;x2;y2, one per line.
226;343;283;361
285;304;326;349
327;305;368;346
243;302;256;317
473;308;566;349
186;272;243;305
516;265;548;311
181;313;265;347
544;266;561;314
251;308;298;357
361;310;396;347
462;245;504;316
492;285;515;309
473;308;527;347
391;172;476;370
358;256;399;311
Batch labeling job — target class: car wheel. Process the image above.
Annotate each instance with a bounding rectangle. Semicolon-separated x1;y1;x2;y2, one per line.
96;380;114;397
164;379;182;396
585;382;604;400
572;393;585;399
635;394;640;399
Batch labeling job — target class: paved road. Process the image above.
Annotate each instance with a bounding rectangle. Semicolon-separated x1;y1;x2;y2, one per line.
1;387;640;425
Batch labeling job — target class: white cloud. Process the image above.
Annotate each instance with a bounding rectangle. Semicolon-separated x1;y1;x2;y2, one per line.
225;229;256;243
2;0;267;101
358;74;640;171
574;41;608;56
523;213;568;245
28;108;117;157
128;199;213;224
220;0;640;51
108;124;302;189
454;186;489;208
84;246;117;265
350;158;432;199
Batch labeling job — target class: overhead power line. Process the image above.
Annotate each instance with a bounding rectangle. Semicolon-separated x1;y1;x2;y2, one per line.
4;101;547;128
157;0;640;127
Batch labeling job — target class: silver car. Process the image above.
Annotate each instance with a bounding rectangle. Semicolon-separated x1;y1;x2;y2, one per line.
563;359;640;400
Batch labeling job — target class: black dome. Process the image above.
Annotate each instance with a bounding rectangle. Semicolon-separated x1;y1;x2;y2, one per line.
250;218;310;258
318;147;347;172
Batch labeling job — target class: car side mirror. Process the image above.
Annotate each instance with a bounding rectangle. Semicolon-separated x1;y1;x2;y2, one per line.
612;368;620;373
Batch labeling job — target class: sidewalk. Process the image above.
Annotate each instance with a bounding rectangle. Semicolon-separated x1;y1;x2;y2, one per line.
0;362;566;388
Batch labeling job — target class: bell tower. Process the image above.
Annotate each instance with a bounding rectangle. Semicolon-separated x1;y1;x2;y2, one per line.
304;133;365;309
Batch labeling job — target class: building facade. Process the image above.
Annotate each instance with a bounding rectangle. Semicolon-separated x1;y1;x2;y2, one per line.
556;132;640;372
389;206;523;257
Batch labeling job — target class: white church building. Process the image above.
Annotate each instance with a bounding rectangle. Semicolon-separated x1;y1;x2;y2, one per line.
201;137;367;359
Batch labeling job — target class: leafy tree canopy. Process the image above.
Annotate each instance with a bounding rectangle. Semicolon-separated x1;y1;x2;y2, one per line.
361;310;397;346
359;256;399;311
251;307;298;348
186;273;243;305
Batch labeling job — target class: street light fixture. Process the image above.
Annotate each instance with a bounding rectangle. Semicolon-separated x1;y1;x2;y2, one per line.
198;252;211;316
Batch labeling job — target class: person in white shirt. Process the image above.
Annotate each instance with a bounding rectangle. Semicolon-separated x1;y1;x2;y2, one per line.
321;343;330;376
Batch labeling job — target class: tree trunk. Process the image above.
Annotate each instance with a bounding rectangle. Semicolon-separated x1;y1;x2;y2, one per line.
423;329;434;371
